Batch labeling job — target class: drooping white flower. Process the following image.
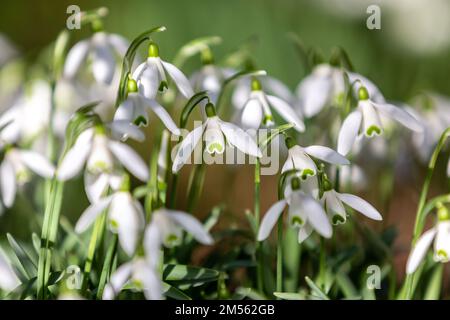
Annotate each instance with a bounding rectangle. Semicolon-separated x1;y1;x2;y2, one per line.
113;78;180;138
237;78;304;132
0;146;55;208
295;64;384;118
103;258;162;300
320;181;382;225
190;64;233;104
258;176;332;242
281;136;349;179
64;31;129;85
84;171;123;204
144;208;213;257
75;188;144;256
132;42;194;100
56;126;149;182
0;250;19;291
406;206;450;274
172;102;262;173
337;86;423;156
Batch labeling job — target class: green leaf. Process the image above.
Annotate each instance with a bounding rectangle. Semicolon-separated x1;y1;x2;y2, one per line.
6;233;37;279
273;292;305;300
163;264;220;285
424;264;443;300
335;272;358;299
115;26;166;107
162;282;192;300
173;36;222;67
305;276;330;300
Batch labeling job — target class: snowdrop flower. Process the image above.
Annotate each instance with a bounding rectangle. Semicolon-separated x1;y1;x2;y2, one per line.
84;170;123;204
75;181;144;256
56;125;149;182
295;64;384;118
144;208;213;255
320;175;382;225
406;205;450;274
113;78;180;137
258;176;332;242
133;42;194;100
238;78;304;132
103;257;162;300
1;146;55;208
172;102;262;173
337;86;423;156
282;136;349;179
64;30;129;85
0;250;19;291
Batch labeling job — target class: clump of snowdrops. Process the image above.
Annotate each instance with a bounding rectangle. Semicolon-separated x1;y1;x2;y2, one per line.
0;7;449;300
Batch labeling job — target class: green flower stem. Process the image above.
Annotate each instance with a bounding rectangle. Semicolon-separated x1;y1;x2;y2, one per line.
318;238;326;289
81;211;107;293
254;159;264;293
276;216;283;294
186;164;206;213
168;173;179;209
402;127;450;299
96;234;118;299
37;179;64;299
145;137;160;220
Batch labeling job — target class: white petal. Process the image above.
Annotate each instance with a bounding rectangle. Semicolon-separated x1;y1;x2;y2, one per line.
284;146;318;177
19;150;55;178
108;34;129;56
109;120;145;142
336;193;382;221
172;124;204;173
64;39;90;79
434;221;450;262
75;195;113;233
161;61;194;98
373;102;423;132
240;99;263;129
301;194;332;238
360;100;383;137
324;191;347;224
298;224;313;243
165;210;213;245
0;159;16;208
142;267;163;300
137;60;159;99
143;98;181;136
114;96;147;125
144;222;162;269
132;62;148;82
266;95;305;132
296;73;332;118
57;140;91;181
337;110;362;156
262;76;294;104
109;193;143;256
102;262;133;300
257;199;287;241
406;228;437;274
304;145;349;165
84;172;109;203
92;42;116;84
218;120;262;158
0;252;19;291
108;141;149;181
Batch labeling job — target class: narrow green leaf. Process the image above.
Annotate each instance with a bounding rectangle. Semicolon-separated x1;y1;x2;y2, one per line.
6;233;37;279
162;282;192;300
163;264;220;285
305;276;330;300
273;292;305;300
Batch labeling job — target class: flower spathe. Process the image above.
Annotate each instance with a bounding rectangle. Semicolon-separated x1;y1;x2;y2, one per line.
239;78;305;132
337;86;423;156
282;136;349;179
172;103;262;173
133;42;194;100
0;147;55;208
75;189;144;256
406;206;450;274
64;31;129;85
113;78;180;137
56;126;149;182
258;177;333;242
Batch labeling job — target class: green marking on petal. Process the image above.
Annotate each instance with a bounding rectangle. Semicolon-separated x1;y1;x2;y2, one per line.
109;219;119;229
332;214;345;225
166;234;179;246
291;216;304;227
437;249;448;260
263;114;274;125
158;81;168;93
134;115;147;127
132;279;144;290
207;142;224;154
301;168;315;180
366;125;381;137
